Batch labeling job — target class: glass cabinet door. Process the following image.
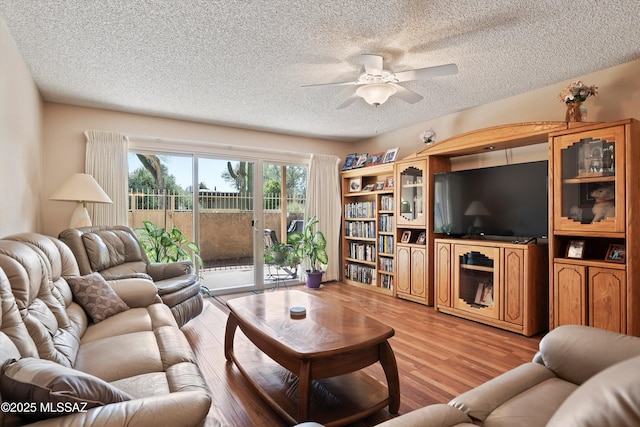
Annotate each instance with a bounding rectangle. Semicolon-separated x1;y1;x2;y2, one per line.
553;125;625;234
396;161;426;226
452;244;500;319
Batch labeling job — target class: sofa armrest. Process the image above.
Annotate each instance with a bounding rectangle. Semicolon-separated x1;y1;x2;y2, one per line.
29;391;212;427
108;278;162;307
147;261;192;281
448;362;556;422
374;404;474;427
538;325;640;385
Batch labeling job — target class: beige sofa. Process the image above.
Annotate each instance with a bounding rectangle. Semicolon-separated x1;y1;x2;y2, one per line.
0;233;212;426
299;324;640;427
58;225;203;328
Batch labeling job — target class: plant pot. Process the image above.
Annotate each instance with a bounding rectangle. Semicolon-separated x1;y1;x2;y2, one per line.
305;270;323;289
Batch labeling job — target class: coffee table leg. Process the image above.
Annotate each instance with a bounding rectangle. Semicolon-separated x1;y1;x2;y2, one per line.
298;360;311;421
224;313;239;361
379;340;400;413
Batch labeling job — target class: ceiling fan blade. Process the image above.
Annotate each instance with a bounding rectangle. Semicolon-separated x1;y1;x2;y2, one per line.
302;80;356;88
361;54;383;75
390;84;424;104
337;95;360;109
395;63;458;82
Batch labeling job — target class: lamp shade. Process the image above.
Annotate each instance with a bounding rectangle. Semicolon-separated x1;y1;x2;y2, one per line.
355;83;397;106
464;200;490;216
50;173;112;204
50;174;112;228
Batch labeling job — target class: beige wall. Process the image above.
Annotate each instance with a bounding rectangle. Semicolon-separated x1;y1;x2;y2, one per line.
41;103;349;236
0;19;43;237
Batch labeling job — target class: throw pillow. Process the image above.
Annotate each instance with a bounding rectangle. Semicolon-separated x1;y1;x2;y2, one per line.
67;273;129;323
0;358;132;421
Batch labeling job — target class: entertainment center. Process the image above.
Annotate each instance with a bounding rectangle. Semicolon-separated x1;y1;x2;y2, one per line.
341;119;640;336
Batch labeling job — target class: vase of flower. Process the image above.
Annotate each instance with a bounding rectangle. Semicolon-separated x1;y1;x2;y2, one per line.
565;102;583;122
558;81;598;123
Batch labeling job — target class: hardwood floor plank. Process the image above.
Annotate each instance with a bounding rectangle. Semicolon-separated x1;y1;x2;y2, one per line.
182;282;542;427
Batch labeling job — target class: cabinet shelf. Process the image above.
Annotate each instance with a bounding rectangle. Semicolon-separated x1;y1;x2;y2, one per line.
460;264;493;273
344;236;376;242
345;257;376;266
563;175;615;184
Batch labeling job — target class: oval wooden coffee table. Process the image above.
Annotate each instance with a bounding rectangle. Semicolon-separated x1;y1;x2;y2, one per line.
224;290;400;426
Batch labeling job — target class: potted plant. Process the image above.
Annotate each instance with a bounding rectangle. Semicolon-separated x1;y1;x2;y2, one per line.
287;216;328;289
135;220;203;267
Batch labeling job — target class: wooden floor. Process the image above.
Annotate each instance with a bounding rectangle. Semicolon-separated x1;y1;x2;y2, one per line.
181;282;543;427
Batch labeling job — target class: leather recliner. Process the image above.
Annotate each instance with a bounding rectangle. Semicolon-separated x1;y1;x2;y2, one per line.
59;225;203;327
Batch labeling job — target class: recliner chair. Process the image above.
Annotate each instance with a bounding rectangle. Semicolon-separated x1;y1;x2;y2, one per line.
59;225;203;327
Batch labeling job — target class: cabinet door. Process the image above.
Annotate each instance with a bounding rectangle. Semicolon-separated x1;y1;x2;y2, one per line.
396;246;411;295
435;241;451;307
553;262;587;327
504;248;524;326
589;267;626;333
453;244;500;319
552;125;625;234
410;247;426;298
396;160;426;226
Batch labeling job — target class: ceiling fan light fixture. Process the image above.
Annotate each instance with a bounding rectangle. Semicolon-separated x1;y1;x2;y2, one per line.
356;83;397;106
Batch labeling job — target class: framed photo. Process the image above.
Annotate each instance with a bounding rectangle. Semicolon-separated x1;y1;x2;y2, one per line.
566;240;586;259
366;152;385;166
384;175;395;189
354;153;368;168
342;153;358;171
401;230;412;243
605;243;626;263
416;232;426;245
474;282;494;307
349;177;361;192
383;147;399;163
362;184;375;192
375;181;385;191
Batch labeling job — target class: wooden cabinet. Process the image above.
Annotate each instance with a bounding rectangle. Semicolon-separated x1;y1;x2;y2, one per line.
396;160;427;227
341;164;395;296
553;260;626;333
435;238;548;336
549;119;640;335
396;245;427;303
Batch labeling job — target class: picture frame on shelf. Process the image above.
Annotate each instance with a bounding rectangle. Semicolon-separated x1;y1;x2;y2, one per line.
366;152;385;166
375;181;385;191
383;175;395;189
362;184;375;192
416;232;426;245
605;243;625;263
354;153;368;168
383;147;399;163
400;230;412;243
349;177;361;192
474;281;494;307
342;153;358;171
566;240;586;259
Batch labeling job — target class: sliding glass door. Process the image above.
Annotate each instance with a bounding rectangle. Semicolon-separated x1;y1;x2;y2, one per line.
128;150;307;295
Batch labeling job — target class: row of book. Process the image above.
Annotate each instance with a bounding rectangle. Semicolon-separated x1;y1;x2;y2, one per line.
344;263;376;285
379;214;394;233
347;242;376;262
378;235;394;254
344;201;376;218
345;221;376;238
380;195;395;211
379;274;394;290
378;257;394;272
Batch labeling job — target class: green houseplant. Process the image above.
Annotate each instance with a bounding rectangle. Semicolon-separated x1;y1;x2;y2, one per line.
287;216;328;288
135;220;203;268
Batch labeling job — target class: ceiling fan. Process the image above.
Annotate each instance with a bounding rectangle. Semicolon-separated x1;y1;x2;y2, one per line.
304;54;458;109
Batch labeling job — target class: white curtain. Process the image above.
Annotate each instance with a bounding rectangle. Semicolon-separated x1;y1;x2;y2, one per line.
305;153;342;281
85;130;128;226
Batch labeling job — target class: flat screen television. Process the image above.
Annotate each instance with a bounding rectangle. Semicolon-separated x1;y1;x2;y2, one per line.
433;161;548;239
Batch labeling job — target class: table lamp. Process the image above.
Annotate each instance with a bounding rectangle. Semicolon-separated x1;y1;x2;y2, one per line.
464;200;490;230
50;173;113;228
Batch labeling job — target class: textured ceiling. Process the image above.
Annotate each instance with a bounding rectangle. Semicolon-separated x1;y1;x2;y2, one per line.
1;1;640;142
